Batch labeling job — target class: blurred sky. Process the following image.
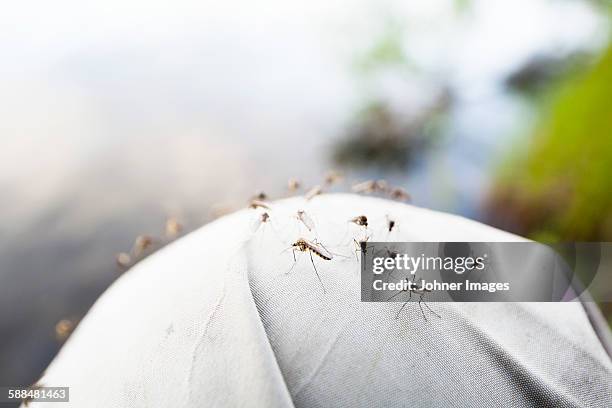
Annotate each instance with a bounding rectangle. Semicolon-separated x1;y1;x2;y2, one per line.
1;0;606;227
0;0;608;387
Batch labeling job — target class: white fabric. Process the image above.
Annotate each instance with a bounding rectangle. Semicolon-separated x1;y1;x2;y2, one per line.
32;194;612;407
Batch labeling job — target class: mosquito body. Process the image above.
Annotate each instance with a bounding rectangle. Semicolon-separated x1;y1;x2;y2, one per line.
305;185;322;201
288;178;301;192
350;215;368;228
337;214;370;250
116;234;157;271
288;238;332;293
250;211;271;232
252;191;268;201
388;220;395;232
132;235;155;257
386;215;396;233
324;170;343;186
55;318;76;342
389;187;411;202
292;238;332;260
116;218;178;274
249;199;270;210
165;217;182;238
116;252;131;269
353;236;371;261
351;180;388;194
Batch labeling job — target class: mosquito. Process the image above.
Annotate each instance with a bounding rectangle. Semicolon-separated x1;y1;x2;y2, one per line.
351;179;388;194
250;211;271;233
305;185;322;201
296;209;315;232
252;191;268;201
288;178;301;192
116;234;156;271
324;170;343;186
165;217;182;238
116;252;131;269
386;214;396;232
249;199;270;210
250;211;286;244
374;245;400;282
246;211;288;250
337;214;370;248
353;235;372;262
131;235;156;257
287;238;332;293
389;187;411;202
350;215;368;228
388;277;441;322
55;318;76;342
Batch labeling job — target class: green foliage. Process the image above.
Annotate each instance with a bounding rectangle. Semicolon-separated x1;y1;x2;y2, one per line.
496;43;612;241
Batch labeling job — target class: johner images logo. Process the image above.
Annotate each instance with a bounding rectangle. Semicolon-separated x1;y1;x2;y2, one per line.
360;242;610;303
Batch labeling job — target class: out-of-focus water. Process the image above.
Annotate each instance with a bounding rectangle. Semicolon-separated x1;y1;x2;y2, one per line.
0;0;606;386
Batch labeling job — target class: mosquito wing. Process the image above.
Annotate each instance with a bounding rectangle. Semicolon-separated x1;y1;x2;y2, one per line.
310;241;333;260
298;211;315;231
250;214;263;233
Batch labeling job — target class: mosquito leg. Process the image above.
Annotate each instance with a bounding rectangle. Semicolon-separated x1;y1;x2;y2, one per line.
309;251;326;294
353;239;363;261
386;290;404;301
267;218;288;245
418;298;429;322
314;240;332;256
287;250;298;274
395;301;408;319
363;227;370;241
384;269;393;283
313;239;348;260
422;300;441;319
